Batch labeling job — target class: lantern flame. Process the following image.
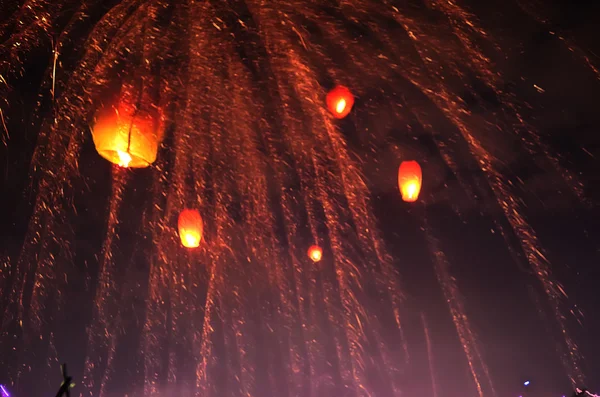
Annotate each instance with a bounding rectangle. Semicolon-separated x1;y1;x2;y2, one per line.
398;161;422;203
178;209;203;248
308;245;323;262
182;232;200;248
326;86;354;119
335;98;347;114
404;181;419;201
116;150;132;168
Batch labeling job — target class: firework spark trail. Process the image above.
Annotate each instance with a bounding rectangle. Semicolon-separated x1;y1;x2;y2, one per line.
465;125;585;386
296;55;402;396
429;85;585;385
1;16;100;379
169;3;225;397
284;55;377;397
434;0;589;204
176;4;226;396
243;17;332;393
141;250;168;395
245;3;348;395
225;57;303;397
423;220;496;397
81;169;127;396
422;313;439;397
0;0;54;63
204;129;240;397
378;2;586;385
371;6;527;275
183;14;265;393
206;46;259;397
250;3;408;394
215;6;343;394
515;0;600;80
297;3;413;377
0;108;8;146
248;7;368;397
380;0;589;206
262;38;356;397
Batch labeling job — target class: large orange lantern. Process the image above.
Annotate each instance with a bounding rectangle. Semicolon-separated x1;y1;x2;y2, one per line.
308;245;323;262
178;209;203;248
398;161;422;202
326;86;354;119
92;99;164;168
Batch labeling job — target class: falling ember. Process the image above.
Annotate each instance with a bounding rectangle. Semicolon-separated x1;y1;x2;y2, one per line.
178;209;203;248
326;86;354;119
308;245;323;262
398;161;422;202
92;98;164;168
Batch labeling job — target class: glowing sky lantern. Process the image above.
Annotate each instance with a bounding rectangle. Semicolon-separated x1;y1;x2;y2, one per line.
308;245;323;262
178;209;203;248
326;86;354;119
92;98;164;168
398;161;422;202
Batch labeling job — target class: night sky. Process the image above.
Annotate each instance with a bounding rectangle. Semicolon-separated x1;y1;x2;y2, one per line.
1;0;600;396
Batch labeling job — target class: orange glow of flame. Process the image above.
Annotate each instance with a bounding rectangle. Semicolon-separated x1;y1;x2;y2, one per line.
308;245;323;262
116;150;132;168
182;232;201;248
335;98;347;114
404;182;419;201
92;99;165;168
326;86;354;119
398;161;422;203
178;209;203;248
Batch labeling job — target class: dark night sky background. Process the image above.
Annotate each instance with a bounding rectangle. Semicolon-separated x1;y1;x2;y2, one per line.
1;0;600;396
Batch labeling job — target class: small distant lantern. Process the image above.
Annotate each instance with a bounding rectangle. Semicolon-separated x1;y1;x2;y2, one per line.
326;86;354;119
92;98;164;168
178;209;203;248
308;245;323;262
398;161;422;202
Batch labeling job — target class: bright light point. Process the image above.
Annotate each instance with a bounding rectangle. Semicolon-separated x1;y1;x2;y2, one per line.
406;182;418;199
336;99;346;114
183;233;200;248
308;245;323;262
524;381;530;386
117;150;132;167
0;385;9;397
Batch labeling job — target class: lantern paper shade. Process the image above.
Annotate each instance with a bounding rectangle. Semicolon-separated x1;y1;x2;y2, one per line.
398;161;422;202
92;101;164;168
178;209;203;248
326;86;354;119
308;245;323;262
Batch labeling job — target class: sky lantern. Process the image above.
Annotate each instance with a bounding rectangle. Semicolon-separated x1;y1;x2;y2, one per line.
92;99;164;168
398;161;422;202
326;86;354;119
178;209;203;248
308;245;323;262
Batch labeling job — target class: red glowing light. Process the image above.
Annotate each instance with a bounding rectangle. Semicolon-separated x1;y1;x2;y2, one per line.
308;245;323;262
326;86;354;119
398;161;422;202
178;209;203;248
